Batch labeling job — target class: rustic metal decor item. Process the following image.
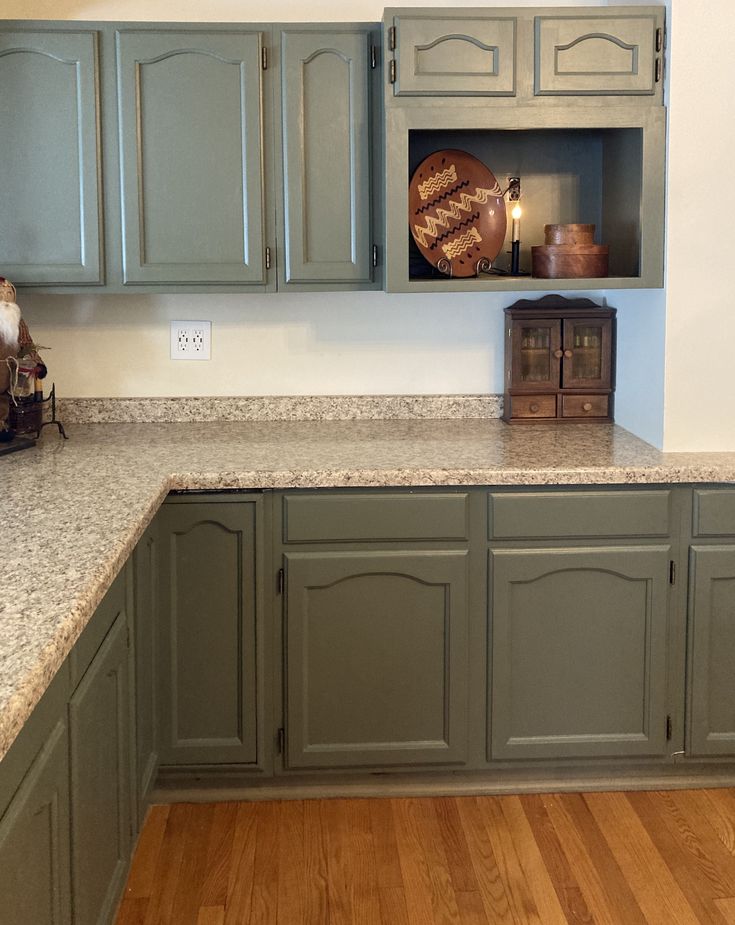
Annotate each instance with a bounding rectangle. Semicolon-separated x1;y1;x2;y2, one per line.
408;149;506;278
532;223;609;279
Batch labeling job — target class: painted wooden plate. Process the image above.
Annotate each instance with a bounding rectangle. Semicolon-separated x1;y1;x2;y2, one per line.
409;149;507;278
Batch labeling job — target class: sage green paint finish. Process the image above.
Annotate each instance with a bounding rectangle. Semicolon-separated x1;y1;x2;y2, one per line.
116;29;266;285
489;545;671;760
284;549;469;769
69;567;126;689
693;489;735;537
687;546;735;756
0;720;71;925
0;29;102;285
280;29;373;284
392;14;517;96
535;14;659;96
489;489;671;539
158;499;259;765
68;611;131;925
283;491;469;543
132;523;158;826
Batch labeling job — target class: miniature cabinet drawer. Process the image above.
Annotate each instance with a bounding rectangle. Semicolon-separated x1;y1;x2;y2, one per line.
535;14;659;96
283;492;469;543
507;394;557;419
392;15;517;96
561;394;609;419
489;490;672;539
693;490;735;537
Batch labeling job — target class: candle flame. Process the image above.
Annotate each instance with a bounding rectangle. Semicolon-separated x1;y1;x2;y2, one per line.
511;205;522;220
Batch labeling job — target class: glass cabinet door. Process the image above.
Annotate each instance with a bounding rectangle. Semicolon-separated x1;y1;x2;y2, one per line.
510;319;561;391
561;318;613;390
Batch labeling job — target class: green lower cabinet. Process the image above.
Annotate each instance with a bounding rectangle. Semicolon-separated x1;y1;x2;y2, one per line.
158;498;260;766
69;611;132;925
0;720;71;925
687;546;735;756
284;550;469;769
489;546;671;760
132;523;159;825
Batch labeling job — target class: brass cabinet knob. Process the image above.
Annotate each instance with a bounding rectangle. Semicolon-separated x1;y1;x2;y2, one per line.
582;402;593;412
564;349;573;358
553;349;563;359
529;402;540;413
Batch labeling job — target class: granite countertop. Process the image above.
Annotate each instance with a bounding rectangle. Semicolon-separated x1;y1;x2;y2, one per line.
3;417;735;765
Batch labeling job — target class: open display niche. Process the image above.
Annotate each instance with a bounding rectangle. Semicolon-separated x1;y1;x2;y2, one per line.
385;105;665;292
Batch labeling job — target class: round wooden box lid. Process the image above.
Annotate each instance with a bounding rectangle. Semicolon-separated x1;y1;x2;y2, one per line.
409;150;506;278
544;223;595;245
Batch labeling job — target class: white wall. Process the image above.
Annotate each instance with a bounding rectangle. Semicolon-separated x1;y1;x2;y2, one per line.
3;0;691;450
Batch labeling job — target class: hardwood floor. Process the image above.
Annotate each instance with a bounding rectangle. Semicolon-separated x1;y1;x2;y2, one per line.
116;789;735;924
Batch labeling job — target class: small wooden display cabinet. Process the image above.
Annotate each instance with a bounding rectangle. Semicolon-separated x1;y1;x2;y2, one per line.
503;295;616;424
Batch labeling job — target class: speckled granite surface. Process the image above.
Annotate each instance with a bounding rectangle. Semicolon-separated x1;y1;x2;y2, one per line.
3;417;735;764
58;393;504;423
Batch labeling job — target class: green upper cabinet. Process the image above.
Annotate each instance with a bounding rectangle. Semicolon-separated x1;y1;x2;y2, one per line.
0;29;102;286
116;29;267;286
279;28;377;287
389;13;517;96
687;546;735;757
535;14;661;96
489;545;671;760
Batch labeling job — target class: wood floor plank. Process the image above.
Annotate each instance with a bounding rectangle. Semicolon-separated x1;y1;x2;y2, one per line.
455;796;516;925
223;802;258;925
500;795;569;925
519;794;593;925
542;791;648;925
275;801;307;925
475;795;544;925
584;791;702;925
369;798;404;889
627;790;729;925
200;802;239;908
667;789;735;886
322;798;359;925
170;803;216;924
124;804;170;899
197;908;226;925
377;885;411;925
434;796;480;895
346;798;382;925
701;791;735;856
142;803;192;925
116;896;149;925
248;801;281;925
303;798;330;925
715;898;735;924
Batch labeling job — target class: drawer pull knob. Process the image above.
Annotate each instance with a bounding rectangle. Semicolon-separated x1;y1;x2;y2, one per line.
564;349;573;358
553;349;563;359
530;402;540;413
582;402;593;412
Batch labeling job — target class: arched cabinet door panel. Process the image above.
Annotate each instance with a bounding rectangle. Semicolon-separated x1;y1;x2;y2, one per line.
0;30;102;285
284;550;469;769
116;30;266;285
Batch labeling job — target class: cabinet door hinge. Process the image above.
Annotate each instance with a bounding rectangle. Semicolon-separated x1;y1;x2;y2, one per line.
388;25;396;51
265;246;272;270
277;567;284;594
372;244;378;268
669;560;676;585
666;714;673;741
389;58;396;84
370;45;377;70
276;727;285;755
262;46;268;70
655;27;663;53
655;57;662;83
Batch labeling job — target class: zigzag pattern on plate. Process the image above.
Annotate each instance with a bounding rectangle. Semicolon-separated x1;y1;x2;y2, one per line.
414;180;470;215
417;165;458;201
413;187;502;248
429;213;481;250
442;227;483;259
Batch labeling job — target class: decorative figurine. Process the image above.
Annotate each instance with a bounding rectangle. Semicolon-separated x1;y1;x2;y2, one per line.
0;278;47;444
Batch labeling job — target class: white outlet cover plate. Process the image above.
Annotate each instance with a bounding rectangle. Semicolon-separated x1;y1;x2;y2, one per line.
170;320;211;361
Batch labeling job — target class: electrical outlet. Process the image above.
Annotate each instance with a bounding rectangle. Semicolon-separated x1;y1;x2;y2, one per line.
170;321;211;361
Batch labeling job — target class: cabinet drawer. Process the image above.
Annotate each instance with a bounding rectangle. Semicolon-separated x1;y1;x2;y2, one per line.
561;394;610;419
283;493;469;543
693;490;735;536
508;394;557;419
535;15;659;96
392;15;516;96
489;490;671;539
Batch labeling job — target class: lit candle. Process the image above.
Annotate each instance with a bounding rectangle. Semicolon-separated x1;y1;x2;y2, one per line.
511;204;522;243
